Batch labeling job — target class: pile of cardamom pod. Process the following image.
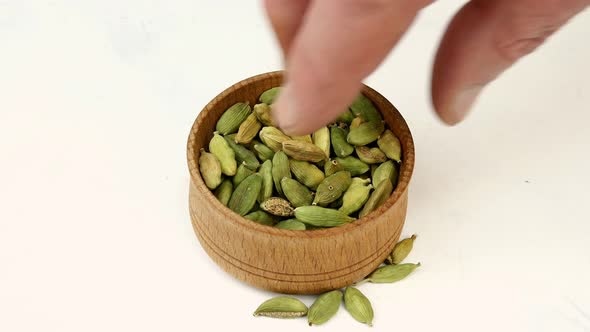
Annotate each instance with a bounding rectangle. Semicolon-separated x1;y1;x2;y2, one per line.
198;87;402;229
254;234;420;326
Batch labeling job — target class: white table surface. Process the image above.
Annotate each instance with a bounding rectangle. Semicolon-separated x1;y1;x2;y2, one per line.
1;1;589;331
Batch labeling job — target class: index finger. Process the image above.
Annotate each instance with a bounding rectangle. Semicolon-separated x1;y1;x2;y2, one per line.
273;0;430;135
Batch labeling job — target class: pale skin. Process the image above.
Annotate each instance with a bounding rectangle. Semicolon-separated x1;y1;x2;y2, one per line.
264;0;589;135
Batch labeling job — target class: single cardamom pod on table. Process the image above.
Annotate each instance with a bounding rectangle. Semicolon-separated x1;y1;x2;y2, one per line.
308;290;343;326
387;234;417;264
344;287;374;326
253;296;308;318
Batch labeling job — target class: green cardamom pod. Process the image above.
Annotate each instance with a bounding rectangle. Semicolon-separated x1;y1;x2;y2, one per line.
282;140;327;163
260;197;295;217
339;178;373;215
387;234;417;264
235;113;262;145
233;163;255;187
259;87;281;105
271;151;291;196
275;219;306;230
330;125;354;157
336;109;354;125
344;287;374;326
313;126;331;158
252;141;275;161
335;156;369;176
228;173;262;216
359;178;393;218
281;178;313;207
224;134;259;171
377;129;402;162
355;146;387;164
324;159;345;177
372;160;398;188
214;179;233;206
347;120;385;146
253;103;274;126
260;126;291;152
198;148;222;190
308;290;343;326
313;171;352;206
366;262;421;283
349;94;382;123
215;102;251;135
253;296;308;318
244;210;276;226
295;206;355;227
209;132;237;176
289;159;325;190
258;160;273;203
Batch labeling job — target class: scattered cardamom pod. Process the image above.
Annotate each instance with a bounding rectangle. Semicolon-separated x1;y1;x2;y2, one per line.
295;206;355;227
253;296;308;318
260;197;295;217
372;160;398;188
359;178;393;218
282;140;327;163
377;129;402;162
271;151;291;196
258;160;273;203
275;219;306;231
335;156;369;176
387;234;417;264
281;178;314;207
313;171;352;206
199;149;222;190
366;262;421;283
233;163;255;187
308;290;343;326
344;287;374;326
260;126;291;152
209;132;237;176
253;103;274;126
312;127;331;158
215;102;251;135
289;159;325;190
235;113;262;144
347;120;385;146
339;178;372;215
355;146;387;164
244;210;276;226
259;87;281;105
214;179;233;206
228;173;262;216
324;159;344;177
224;134;260;171
330;125;354;157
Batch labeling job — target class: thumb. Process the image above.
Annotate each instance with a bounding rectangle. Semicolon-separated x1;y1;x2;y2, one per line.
273;0;430;135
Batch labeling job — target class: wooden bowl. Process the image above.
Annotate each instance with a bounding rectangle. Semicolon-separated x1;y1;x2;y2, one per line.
187;71;415;294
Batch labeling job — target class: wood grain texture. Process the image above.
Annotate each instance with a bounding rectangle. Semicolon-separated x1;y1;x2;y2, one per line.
187;71;415;294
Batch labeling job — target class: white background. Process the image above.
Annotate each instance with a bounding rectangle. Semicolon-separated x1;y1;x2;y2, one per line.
1;1;589;331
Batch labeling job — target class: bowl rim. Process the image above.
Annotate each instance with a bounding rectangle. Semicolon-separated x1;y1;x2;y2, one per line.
187;70;415;238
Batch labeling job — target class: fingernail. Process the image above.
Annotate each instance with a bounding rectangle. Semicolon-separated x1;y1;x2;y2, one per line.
448;86;482;125
272;85;299;135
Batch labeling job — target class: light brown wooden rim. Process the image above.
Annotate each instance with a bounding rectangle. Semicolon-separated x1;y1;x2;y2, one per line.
187;71;415;238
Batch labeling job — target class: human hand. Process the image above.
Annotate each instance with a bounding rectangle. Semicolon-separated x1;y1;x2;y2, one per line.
264;0;588;135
